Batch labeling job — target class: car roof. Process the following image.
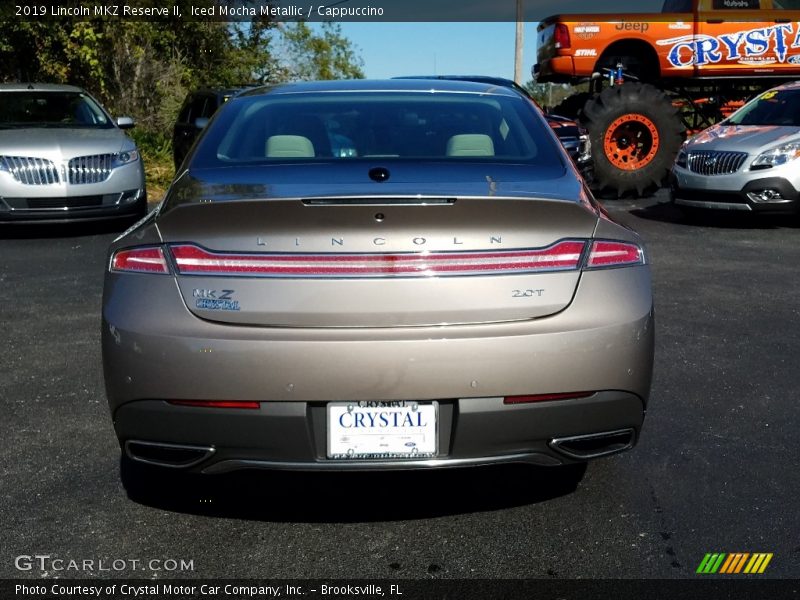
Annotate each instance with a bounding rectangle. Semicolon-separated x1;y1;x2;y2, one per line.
238;79;523;98
0;82;86;93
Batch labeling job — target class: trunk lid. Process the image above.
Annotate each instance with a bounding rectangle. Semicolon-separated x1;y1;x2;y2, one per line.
156;165;597;328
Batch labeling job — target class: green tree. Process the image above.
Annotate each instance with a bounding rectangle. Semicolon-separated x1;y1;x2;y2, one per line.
279;22;365;81
0;12;365;193
0;13;364;132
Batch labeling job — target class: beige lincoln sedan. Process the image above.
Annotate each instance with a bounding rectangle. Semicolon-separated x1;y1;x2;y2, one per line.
102;79;654;496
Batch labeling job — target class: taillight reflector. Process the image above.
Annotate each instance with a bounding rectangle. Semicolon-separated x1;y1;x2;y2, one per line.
169;241;586;278
554;23;571;49
168;400;260;409
504;391;593;405
110;247;169;274
587;241;643;268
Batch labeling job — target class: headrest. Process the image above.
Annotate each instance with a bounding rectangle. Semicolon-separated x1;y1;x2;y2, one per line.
266;135;315;157
445;134;495;157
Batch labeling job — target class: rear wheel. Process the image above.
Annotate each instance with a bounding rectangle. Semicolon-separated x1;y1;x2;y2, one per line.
583;83;684;197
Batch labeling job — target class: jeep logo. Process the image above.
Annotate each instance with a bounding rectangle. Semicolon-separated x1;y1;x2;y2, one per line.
616;22;650;33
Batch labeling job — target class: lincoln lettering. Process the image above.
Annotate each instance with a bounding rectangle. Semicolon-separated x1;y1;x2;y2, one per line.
255;235;503;247
339;411;426;428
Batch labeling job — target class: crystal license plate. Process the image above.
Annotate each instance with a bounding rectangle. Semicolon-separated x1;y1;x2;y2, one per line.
327;401;438;459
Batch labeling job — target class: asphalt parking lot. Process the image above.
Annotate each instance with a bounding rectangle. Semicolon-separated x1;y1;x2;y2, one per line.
2;189;798;580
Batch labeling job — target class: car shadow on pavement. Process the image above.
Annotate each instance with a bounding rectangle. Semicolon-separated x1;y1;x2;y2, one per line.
628;200;800;229
125;464;586;522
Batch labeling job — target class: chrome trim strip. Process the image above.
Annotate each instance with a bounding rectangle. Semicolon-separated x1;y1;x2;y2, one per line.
674;199;752;211
3;193;122;212
303;197;456;206
124;440;216;469
201;452;563;474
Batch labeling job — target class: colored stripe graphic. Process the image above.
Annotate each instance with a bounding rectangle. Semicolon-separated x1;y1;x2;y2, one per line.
719;554;736;574
698;553;773;574
721;553;749;574
697;553;726;574
744;553;774;574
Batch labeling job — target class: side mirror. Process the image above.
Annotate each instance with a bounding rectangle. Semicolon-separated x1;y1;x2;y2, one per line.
194;117;209;129
116;116;135;129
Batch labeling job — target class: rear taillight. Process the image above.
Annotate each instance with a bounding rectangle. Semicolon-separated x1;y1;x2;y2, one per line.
168;400;260;409
554;23;571;50
587;241;644;268
111;240;642;276
504;391;594;404
110;247;169;274
169;241;586;278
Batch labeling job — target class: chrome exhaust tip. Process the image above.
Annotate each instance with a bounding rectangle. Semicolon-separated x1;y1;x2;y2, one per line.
125;440;215;468
549;428;635;460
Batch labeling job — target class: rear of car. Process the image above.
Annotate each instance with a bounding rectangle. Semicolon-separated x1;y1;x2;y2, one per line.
0;84;146;224
672;82;800;213
103;81;653;485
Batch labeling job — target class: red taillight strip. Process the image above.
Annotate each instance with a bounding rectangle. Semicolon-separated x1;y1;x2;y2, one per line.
169;241;586;278
168;400;260;409
587;241;644;268
504;392;594;405
110;247;169;274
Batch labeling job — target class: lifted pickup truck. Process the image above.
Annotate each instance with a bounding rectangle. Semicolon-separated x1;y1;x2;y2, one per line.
535;0;800;195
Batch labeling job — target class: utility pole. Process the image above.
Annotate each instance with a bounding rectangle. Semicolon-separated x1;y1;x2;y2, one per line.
514;0;524;84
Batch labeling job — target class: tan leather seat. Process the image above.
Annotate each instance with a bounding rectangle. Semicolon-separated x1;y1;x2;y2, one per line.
446;134;495;157
266;135;315;158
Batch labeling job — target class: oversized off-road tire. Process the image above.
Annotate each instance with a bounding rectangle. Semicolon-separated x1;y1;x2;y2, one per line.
582;82;684;197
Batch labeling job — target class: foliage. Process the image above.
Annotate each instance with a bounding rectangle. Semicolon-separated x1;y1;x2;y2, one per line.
0;12;365;198
127;129;175;197
524;81;589;111
278;22;365;81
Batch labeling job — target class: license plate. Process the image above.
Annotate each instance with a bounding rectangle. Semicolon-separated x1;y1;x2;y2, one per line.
327;401;438;460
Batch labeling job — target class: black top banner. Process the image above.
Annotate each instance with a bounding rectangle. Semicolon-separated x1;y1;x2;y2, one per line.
5;0;688;23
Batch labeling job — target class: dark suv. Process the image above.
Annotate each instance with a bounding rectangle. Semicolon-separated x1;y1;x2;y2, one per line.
172;87;256;169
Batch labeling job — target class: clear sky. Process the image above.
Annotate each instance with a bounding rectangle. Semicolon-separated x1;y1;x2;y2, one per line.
338;22;541;81
335;0;666;81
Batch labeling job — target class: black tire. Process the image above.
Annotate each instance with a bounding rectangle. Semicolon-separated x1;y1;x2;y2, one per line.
551;92;592;120
582;82;684;197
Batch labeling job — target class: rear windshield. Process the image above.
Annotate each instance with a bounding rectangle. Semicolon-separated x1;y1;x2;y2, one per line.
0;91;113;129
190;91;563;168
725;89;800;126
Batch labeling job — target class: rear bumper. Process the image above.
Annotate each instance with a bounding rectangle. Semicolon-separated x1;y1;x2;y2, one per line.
103;266;654;472
118;393;643;473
